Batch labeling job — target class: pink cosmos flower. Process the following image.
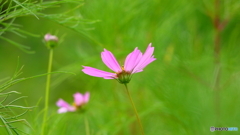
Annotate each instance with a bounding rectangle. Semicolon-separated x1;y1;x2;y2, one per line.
56;92;90;113
82;43;156;84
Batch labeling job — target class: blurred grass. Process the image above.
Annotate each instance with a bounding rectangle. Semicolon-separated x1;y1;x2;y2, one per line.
1;0;240;135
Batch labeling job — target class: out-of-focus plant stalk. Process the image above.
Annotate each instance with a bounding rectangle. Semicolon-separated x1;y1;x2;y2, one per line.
213;0;228;129
214;0;221;64
41;49;53;134
124;84;144;135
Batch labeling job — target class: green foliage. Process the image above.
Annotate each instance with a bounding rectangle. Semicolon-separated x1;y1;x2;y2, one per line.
0;58;74;134
0;63;33;134
1;0;240;135
0;0;88;53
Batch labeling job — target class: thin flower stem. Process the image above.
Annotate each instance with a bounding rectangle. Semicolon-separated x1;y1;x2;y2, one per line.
85;117;90;135
41;49;53;135
124;84;144;135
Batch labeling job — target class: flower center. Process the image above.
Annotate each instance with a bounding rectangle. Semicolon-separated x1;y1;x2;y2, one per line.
72;103;77;108
116;68;132;84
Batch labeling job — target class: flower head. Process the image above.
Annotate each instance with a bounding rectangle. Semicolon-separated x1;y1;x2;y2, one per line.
56;92;90;113
44;33;58;49
82;43;156;84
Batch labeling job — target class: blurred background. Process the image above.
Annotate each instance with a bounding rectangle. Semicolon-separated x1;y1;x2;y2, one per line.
0;0;240;134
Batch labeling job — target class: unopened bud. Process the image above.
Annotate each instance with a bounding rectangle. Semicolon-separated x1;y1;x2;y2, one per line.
44;33;58;49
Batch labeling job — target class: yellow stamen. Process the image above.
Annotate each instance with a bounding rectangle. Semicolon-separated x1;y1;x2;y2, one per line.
72;103;78;108
121;65;125;71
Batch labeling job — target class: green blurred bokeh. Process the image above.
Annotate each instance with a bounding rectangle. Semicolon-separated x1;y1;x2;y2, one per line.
0;0;240;134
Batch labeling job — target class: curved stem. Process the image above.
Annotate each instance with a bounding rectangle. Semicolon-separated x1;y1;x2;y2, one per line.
41;49;53;134
124;84;144;135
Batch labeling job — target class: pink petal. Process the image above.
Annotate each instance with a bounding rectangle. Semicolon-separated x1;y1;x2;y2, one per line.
132;43;156;73
82;66;117;79
44;34;58;42
101;49;122;72
73;92;89;106
56;99;70;108
58;107;76;113
133;57;156;73
83;92;90;103
124;47;142;72
56;99;76;113
58;107;68;113
74;92;84;106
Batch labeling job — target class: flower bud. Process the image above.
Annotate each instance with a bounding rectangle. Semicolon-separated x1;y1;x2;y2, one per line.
44;33;58;49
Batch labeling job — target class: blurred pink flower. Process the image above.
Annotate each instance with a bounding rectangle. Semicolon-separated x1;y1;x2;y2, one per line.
56;92;90;113
82;43;156;84
44;33;58;42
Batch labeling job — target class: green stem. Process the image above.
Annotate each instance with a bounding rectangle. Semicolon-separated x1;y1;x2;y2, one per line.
124;84;144;135
84;117;90;135
41;49;53;135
